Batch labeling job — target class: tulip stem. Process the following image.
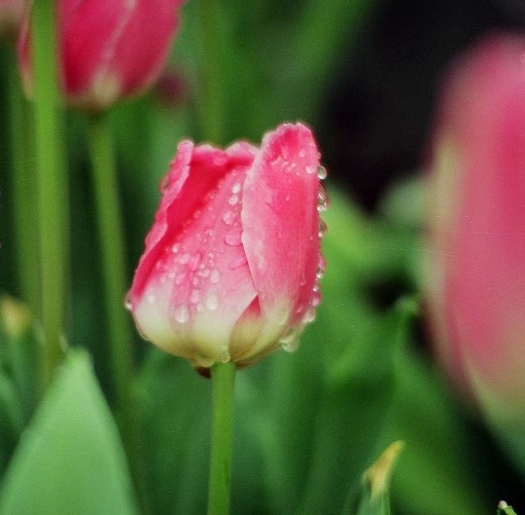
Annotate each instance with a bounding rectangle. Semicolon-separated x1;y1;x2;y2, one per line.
197;0;223;143
7;50;39;312
87;113;135;427
32;0;68;388
208;362;236;515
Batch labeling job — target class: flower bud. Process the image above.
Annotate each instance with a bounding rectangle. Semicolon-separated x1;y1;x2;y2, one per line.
0;0;25;41
127;123;326;369
425;35;525;431
18;0;186;111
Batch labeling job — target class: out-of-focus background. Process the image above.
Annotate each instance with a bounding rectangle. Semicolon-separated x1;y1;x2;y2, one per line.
1;0;525;513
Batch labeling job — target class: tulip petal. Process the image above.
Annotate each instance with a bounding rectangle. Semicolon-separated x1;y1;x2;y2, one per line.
242;123;321;351
130;141;260;366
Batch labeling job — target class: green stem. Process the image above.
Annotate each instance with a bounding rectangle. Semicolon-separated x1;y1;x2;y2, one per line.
86;113;134;425
208;362;236;515
86;113;149;511
32;0;68;387
7;50;39;312
197;0;222;143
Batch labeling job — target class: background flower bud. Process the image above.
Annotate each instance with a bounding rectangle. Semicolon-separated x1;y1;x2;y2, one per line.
425;34;525;462
127;123;326;369
0;0;25;40
18;0;186;111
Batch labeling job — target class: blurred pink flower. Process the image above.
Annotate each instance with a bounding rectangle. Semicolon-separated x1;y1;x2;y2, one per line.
426;34;525;421
127;123;327;369
19;0;186;111
0;0;25;40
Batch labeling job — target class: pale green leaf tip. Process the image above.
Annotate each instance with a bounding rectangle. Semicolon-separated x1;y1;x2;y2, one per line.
362;440;405;501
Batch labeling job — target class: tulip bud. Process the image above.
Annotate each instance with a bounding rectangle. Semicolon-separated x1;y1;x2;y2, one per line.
127;123;327;369
18;0;186;111
0;0;25;40
425;34;525;446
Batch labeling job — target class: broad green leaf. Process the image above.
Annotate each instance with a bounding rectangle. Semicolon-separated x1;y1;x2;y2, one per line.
0;349;138;515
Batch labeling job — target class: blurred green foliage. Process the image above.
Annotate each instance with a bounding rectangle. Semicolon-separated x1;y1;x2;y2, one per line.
0;0;520;513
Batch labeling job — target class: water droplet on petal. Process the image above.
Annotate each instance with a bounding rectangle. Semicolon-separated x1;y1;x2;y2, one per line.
180;253;191;264
190;290;200;304
210;269;221;284
305;164;316;175
311;292;321;307
317;185;329;212
174;304;190;323
229;255;248;270
222;210;236;225
188;253;201;271
318;219;328;238
317;165;327;180
198;268;210;278
282;338;300;353
316;257;326;280
175;272;186;285
228;194;239;206
206;292;219;310
302;307;316;324
231;182;241;194
224;228;243;246
124;293;133;310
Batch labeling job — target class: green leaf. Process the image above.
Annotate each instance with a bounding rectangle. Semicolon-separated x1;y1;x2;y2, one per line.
355;441;404;515
0;349;138;515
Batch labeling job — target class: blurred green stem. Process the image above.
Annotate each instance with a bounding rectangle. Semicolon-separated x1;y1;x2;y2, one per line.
87;113;135;432
197;0;222;143
7;51;39;311
208;362;236;515
32;0;68;387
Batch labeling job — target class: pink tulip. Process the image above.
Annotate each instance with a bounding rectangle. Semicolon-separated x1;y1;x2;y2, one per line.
0;0;25;40
127;123;326;369
19;0;185;111
426;34;525;420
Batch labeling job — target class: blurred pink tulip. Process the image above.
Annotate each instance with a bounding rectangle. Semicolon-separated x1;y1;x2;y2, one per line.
127;123;327;369
426;34;525;423
19;0;185;111
0;0;25;40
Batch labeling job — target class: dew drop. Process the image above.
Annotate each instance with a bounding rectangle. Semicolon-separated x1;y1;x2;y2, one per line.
174;304;190;323
312;281;321;293
302;307;316;324
231;182;241;194
198;268;210;278
317;165;327;180
190;290;200;304
210;269;221;284
228;194;239;206
222;210;236;225
175;272;186;285
218;348;231;363
316;255;326;280
311;292;321;307
229;255;248;270
206;292;219;310
124;294;133;311
224;228;243;246
318;219;328;238
188;253;201;271
317;185;329;212
180;253;191;264
282;338;300;353
298;149;306;158
305;164;316;175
